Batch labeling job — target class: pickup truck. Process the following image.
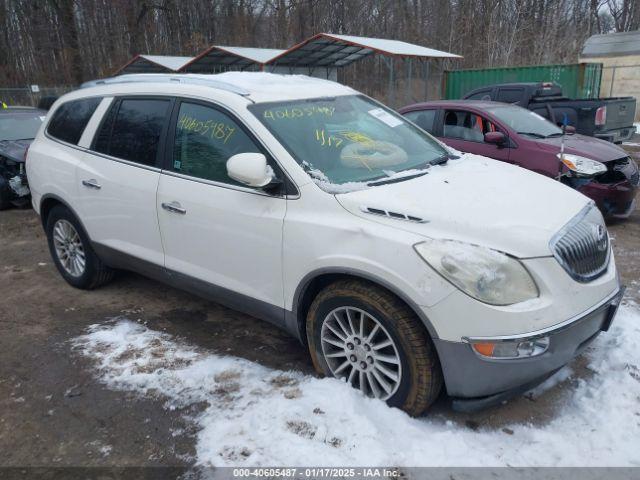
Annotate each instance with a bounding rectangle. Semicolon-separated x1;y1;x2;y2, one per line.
463;82;637;144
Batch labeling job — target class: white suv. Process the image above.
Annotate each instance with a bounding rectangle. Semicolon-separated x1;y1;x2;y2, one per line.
27;73;623;415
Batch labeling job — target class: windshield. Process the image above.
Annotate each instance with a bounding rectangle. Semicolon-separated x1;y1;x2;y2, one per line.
486;105;562;138
249;95;449;190
0;112;44;141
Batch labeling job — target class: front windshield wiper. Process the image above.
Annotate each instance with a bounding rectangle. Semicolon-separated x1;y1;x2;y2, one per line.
430;153;459;165
544;132;564;138
366;152;455;186
516;131;546;139
368;171;429;186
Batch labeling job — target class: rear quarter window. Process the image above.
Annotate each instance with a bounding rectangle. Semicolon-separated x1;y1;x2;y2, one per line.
47;97;102;144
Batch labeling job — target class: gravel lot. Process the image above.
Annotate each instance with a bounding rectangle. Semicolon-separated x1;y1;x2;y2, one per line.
0;155;638;469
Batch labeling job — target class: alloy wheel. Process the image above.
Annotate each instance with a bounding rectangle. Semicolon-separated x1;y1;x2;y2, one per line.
52;219;86;277
320;306;402;400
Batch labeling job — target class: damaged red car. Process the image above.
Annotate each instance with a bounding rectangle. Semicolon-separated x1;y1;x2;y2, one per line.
399;101;639;219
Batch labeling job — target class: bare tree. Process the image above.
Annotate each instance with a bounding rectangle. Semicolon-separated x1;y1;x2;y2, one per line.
0;0;636;87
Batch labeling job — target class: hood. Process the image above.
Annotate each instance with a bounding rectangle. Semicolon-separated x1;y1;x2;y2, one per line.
335;154;590;258
0;139;32;163
535;134;628;162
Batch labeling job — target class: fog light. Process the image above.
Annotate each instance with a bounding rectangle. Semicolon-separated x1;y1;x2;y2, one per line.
471;337;549;359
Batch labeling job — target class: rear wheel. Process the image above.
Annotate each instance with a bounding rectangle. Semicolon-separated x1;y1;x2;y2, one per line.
307;279;442;416
45;205;115;289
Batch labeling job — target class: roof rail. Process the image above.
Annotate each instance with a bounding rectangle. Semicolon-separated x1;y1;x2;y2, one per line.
80;73;250;96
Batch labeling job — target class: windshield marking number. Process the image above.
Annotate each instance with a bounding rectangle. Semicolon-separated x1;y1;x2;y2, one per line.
177;115;235;144
264;106;335;121
315;129;343;148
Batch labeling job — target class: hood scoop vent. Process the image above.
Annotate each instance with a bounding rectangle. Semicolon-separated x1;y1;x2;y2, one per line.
361;206;428;223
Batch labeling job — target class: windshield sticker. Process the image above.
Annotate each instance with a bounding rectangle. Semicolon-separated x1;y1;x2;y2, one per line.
263;105;335;121
39;116;46;121
368;108;403;128
177;115;235;144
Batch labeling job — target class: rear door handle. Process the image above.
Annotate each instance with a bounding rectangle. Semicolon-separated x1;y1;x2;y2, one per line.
81;179;101;190
161;201;187;215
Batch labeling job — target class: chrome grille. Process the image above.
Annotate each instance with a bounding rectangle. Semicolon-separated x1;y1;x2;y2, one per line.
613;156;639;186
551;204;610;282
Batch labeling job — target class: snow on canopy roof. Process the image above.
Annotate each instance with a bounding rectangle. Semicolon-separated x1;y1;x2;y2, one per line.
140;55;194;70
180;46;285;72
115;55;194;74
266;33;461;67
215;47;286;63
581;30;640;58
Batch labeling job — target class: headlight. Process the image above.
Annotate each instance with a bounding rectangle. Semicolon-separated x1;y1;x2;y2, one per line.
557;153;607;177
414;239;539;306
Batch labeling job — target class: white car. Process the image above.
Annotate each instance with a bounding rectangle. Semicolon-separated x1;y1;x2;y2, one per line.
27;73;623;415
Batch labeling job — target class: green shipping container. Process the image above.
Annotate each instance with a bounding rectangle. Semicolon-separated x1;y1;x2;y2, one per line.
444;63;602;100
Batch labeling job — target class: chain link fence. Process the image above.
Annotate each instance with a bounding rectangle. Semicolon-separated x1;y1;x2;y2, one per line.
0;86;75;108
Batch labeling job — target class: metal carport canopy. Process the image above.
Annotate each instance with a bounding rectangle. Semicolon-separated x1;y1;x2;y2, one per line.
266;33;461;67
179;46;285;72
115;55;194;74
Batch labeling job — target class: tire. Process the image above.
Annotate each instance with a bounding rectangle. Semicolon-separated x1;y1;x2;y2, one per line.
45;205;115;289
0;176;12;210
307;279;443;416
10;196;31;209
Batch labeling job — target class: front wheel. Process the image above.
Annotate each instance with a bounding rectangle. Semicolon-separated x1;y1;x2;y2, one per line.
0;176;12;210
307;279;443;416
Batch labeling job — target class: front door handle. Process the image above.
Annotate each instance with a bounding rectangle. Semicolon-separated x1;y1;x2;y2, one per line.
161;201;187;215
81;179;101;190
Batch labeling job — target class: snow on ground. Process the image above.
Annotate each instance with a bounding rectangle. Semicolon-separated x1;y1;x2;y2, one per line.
72;302;640;467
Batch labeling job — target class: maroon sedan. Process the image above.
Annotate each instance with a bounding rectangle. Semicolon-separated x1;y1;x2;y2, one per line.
399;100;639;219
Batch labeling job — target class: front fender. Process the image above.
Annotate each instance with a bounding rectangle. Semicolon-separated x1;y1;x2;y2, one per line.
288;265;453;342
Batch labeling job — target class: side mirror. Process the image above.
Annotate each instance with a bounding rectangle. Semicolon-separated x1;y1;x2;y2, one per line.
227;153;274;188
484;131;506;145
564;125;576;134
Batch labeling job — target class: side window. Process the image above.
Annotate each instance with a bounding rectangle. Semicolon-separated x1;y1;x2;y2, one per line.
496;88;524;104
171;102;260;186
466;90;491;101
443;110;498;142
47;97;101;144
93;98;171;166
403;110;436;134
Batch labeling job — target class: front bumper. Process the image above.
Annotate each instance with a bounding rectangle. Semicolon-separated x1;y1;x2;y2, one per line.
577;177;638;219
434;287;625;412
568;156;639;219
